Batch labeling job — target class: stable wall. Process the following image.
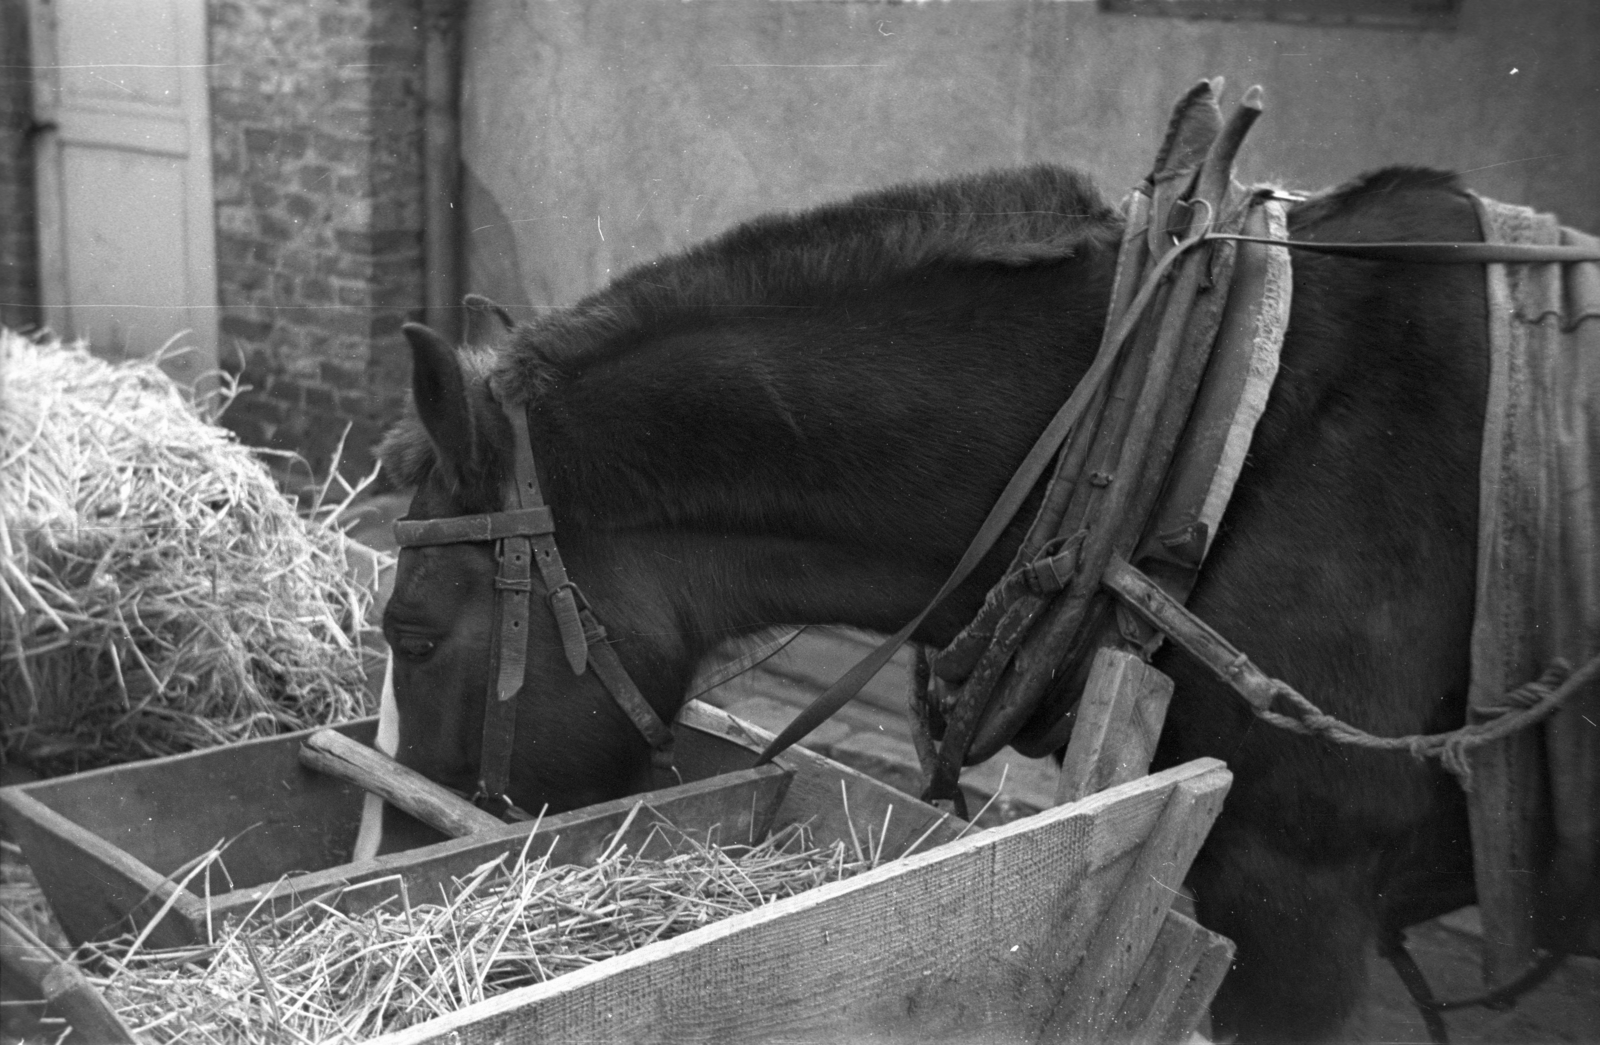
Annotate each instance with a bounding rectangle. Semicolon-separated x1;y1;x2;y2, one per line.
209;0;426;482
460;0;1598;313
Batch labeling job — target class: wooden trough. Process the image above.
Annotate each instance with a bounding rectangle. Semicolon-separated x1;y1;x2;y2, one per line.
1;667;1232;1043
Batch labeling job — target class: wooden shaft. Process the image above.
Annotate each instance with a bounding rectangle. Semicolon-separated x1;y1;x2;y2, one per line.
299;729;504;839
1101;556;1279;710
0;907;139;1044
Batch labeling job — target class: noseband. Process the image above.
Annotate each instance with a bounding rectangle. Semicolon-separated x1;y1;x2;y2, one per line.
392;395;677;814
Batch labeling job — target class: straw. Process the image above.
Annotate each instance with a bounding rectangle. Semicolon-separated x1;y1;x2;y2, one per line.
0;330;387;775
79;817;876;1043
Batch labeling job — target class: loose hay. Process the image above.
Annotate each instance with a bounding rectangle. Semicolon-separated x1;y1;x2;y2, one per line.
0;329;383;776
79;815;880;1043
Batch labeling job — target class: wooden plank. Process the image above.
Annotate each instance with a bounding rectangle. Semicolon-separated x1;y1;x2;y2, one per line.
1546;683;1600;956
1156;920;1234;1045
0;788;204;949
206;766;794;932
1044;770;1230;1041
1110;909;1234;1045
1055;648;1174;804
367;759;1230;1045
299;728;504;838
11;718;378;891
678;700;965;860
1109;909;1209;1045
1466;732;1546;986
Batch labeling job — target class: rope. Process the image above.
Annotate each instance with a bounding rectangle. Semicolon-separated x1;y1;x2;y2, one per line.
1249;654;1599;785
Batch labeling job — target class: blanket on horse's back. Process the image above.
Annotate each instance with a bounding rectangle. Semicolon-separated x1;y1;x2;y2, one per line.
1468;195;1600;958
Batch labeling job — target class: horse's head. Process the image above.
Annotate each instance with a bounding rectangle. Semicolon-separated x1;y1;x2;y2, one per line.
378;324;690;814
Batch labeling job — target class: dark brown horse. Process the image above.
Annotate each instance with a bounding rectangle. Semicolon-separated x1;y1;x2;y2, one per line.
377;163;1491;1041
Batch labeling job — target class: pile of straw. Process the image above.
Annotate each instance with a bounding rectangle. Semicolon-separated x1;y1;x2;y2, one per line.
0;330;382;776
80;815;881;1043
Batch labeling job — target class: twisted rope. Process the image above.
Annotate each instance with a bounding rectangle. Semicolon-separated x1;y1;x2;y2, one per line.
1253;654;1599;786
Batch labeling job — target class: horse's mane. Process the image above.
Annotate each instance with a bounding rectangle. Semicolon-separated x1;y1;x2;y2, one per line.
380;164;1119;489
496;164;1120;402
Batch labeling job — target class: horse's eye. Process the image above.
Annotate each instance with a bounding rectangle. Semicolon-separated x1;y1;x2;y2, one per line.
395;635;437;661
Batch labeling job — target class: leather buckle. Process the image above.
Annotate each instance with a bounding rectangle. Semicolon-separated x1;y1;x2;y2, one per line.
1024;531;1088;595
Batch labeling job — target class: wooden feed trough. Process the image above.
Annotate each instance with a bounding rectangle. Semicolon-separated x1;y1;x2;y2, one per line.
1;657;1231;1044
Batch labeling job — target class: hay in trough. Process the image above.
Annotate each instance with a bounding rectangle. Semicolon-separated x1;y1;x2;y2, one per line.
78;813;888;1043
0;329;383;776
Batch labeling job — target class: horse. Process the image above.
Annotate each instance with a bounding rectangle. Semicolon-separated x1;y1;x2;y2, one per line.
375;162;1494;1041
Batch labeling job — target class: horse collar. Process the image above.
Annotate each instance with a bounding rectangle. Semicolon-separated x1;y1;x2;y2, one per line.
392;398;677;814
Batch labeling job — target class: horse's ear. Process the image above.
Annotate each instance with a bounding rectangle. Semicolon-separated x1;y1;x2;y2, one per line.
404;323;476;478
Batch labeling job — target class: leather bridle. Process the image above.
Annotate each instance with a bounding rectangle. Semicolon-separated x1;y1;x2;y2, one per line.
391;393;676;816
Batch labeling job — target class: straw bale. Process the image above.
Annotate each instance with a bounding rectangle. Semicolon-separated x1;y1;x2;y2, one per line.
0;329;383;776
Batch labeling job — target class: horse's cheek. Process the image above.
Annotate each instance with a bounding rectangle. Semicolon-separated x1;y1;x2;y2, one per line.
393;654;484;783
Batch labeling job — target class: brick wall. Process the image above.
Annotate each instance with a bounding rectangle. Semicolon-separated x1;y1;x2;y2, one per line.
209;0;425;485
0;0;38;332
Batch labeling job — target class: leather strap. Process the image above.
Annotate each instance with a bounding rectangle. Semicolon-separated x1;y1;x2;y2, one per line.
500;407;589;677
475;404;544;801
582;609;678;779
393;507;553;546
1208;234;1600;265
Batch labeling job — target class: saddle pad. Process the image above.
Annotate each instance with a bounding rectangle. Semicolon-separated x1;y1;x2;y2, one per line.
1469;194;1600;957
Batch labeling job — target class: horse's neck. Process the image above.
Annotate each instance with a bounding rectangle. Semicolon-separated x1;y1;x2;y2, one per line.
541;254;1116;668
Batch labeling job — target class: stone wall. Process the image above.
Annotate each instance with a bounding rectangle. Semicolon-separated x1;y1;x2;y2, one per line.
209;0;425;485
0;0;38;332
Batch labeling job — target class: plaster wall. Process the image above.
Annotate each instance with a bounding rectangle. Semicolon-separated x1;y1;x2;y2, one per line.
460;0;1598;313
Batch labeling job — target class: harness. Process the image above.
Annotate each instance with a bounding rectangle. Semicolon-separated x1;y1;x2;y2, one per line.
391;399;676;815
755;83;1600;818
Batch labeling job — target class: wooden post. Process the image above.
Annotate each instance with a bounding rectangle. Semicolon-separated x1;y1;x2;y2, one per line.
1466;734;1546;986
1055;647;1175;805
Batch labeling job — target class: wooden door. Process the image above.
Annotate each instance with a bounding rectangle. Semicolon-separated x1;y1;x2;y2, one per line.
29;0;217;388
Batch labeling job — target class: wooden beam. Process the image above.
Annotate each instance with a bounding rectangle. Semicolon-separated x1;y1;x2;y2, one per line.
300;729;504;838
0;907;138;1044
1056;647;1174;804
